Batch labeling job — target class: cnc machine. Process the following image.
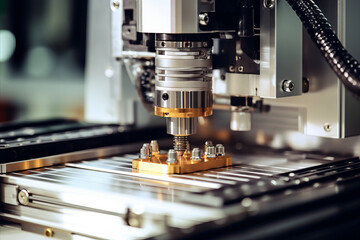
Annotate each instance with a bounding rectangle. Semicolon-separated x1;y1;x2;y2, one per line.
2;0;360;239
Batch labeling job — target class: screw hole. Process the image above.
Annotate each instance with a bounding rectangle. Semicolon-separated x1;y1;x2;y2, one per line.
112;1;120;9
324;123;332;132
162;93;169;101
44;228;54;237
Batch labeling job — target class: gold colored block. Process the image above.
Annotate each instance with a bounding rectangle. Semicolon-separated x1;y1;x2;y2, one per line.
132;152;232;174
154;106;213;118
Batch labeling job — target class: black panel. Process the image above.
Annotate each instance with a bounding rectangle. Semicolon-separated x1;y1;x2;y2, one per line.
0;119;167;162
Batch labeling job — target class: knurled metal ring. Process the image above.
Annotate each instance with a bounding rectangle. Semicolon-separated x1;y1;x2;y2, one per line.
155;41;211;48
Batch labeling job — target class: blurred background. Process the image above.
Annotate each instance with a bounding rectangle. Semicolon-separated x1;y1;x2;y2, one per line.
0;0;88;122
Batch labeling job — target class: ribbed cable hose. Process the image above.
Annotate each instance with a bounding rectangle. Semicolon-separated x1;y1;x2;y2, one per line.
286;0;360;97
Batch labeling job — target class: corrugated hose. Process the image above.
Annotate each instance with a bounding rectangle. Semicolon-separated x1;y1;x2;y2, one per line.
286;0;360;97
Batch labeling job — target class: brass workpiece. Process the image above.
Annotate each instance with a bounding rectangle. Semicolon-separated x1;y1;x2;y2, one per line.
154;106;213;118
133;152;232;174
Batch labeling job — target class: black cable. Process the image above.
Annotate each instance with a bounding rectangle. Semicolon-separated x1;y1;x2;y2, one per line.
286;0;360;97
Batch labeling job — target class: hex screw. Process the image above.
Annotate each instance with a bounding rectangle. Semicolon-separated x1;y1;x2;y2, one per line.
324;123;332;132
150;140;159;153
18;189;29;205
216;144;225;156
205;141;213;155
191;148;202;161
199;13;210;26
167;149;177;163
112;0;120;10
139;143;151;159
206;146;216;158
282;80;295;92
263;0;275;9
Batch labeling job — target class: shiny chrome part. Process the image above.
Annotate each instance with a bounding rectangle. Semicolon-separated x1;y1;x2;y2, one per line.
18;189;30;206
154;38;213;136
154;39;212;109
150;140;159;153
199;13;210;26
156;91;212;109
167;149;178;163
155;42;211;81
191;148;202;161
324;123;332;132
166;118;197;136
204;141;213;155
206;146;216;158
263;0;275;9
216;144;225;156
155;41;210;48
173;136;189;153
205;141;213;146
282;80;295;92
140;143;151;159
231;111;252;131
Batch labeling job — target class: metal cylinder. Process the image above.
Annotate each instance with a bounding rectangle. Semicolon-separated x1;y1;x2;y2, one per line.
139;143;151;159
230;111;252;131
166;117;197;136
206;146;216;158
173;135;189;153
150;140;159;153
167;149;177;163
154;34;213;119
191;148;202;161
216;144;225;156
204;140;213;155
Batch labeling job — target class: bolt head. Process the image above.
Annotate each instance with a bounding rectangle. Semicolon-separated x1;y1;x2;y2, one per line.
206;146;216;158
282;80;295;92
150;140;159;152
216;144;225;156
199;13;210;26
18;189;29;205
139;143;151;159
324;123;332;132
111;0;120;10
191;148;202;161
263;0;275;9
167;149;178;163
